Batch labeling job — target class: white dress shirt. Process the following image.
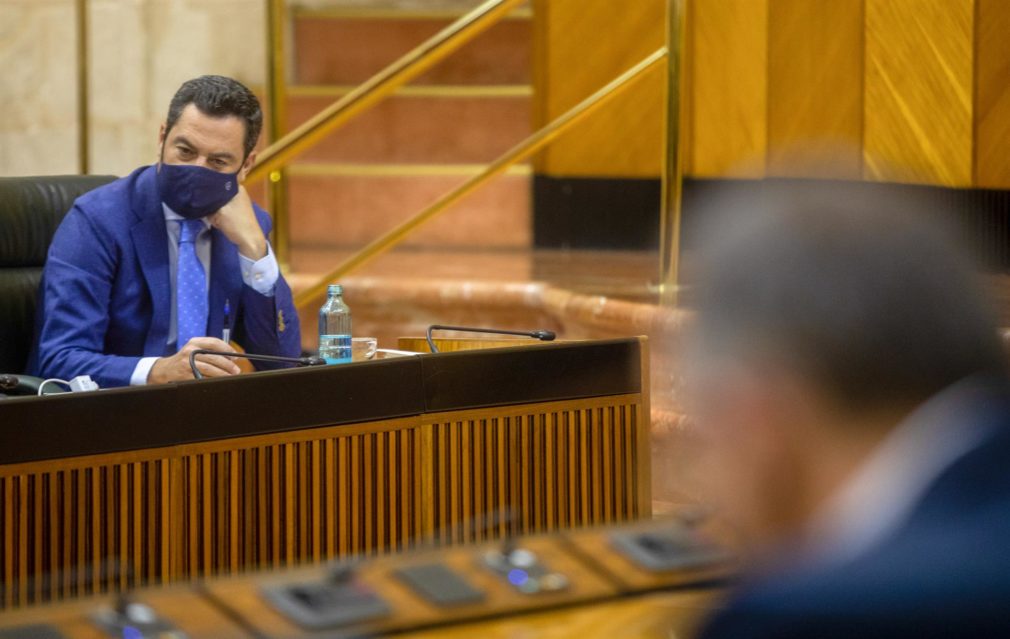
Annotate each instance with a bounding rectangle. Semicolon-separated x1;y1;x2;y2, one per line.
128;204;280;385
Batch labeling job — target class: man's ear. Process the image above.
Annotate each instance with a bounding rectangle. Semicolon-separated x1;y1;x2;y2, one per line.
238;151;257;182
157;123;167;160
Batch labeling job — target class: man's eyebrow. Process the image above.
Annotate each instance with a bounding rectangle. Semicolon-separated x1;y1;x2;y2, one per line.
173;135;195;149
208;151;237;162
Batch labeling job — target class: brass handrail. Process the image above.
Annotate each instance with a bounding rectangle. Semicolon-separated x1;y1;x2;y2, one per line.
249;0;526;185
293;47;669;310
660;0;687;306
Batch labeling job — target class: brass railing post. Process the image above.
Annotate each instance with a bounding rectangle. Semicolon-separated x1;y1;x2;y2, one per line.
659;0;687;306
76;0;90;174
265;0;290;269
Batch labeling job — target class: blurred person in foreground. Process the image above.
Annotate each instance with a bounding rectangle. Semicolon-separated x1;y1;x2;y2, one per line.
687;184;1010;638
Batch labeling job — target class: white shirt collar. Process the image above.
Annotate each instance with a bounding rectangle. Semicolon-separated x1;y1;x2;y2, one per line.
801;377;996;568
162;203;212;229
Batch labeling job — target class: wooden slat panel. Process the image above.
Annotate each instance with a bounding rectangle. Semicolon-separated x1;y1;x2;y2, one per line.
864;0;974;186
688;0;768;177
975;0;1010;188
532;0;667;178
767;0;863;177
1;395;647;609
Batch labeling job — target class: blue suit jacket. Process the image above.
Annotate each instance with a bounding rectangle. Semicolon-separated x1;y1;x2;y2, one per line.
28;165;302;387
698;387;1010;638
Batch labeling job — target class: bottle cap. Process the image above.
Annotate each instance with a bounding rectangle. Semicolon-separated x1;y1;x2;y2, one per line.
327;284;343;296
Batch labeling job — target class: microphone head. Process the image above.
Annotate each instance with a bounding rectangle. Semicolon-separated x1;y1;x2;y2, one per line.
302;357;327;367
531;330;556;341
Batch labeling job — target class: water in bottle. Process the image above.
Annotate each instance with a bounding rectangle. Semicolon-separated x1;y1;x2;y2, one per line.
318;284;352;364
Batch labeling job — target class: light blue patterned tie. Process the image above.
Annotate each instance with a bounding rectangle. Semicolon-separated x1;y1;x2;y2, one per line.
176;219;208;348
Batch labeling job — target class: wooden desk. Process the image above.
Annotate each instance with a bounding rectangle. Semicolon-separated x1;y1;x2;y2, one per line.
0;338;651;608
0;517;727;639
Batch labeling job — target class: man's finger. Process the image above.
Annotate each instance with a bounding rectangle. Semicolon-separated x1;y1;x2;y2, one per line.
194;353;241;376
195;359;239;378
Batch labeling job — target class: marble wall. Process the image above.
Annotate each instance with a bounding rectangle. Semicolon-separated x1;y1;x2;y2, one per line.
0;0;266;177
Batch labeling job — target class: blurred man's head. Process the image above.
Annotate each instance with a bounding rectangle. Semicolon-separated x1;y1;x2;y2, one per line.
685;183;1005;551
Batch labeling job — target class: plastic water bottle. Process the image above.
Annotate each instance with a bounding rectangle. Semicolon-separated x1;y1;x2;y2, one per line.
318;284;352;364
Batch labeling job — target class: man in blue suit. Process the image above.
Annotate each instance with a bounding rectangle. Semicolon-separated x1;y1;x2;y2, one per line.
30;75;301;388
685;184;1010;637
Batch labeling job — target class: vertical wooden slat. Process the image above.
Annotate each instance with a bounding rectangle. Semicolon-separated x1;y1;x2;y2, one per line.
258;446;269;567
284;444;295;566
375;433;387;554
472;420;485;542
767;0;863;177
602;407;614;523
413;426;425;543
350;436;361;552
298;442;309;562
363;435;375;553
449;422;460;543
187;457;199;578
19;477;29;605
49;475;61;603
688;0;769;177
975;0;1010;188
387;431;398;551
460;422;471;543
567;411;578;527
325;439;337;559
579;410;591;526
311;441;322;563
90;468;100;594
864;0;973;186
34;475;44;602
73;470;85;597
229;451;240;573
338;437;349;556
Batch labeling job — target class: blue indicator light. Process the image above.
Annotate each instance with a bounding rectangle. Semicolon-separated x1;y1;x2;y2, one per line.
122;627;144;639
507;568;528;586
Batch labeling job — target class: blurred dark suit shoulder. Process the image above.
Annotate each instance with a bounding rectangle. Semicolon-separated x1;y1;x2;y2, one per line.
699;393;1010;639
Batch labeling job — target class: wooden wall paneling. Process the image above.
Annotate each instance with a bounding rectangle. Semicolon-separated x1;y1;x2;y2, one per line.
532;0;667;178
767;0;864;178
975;0;1010;188
687;0;769;178
864;0;974;186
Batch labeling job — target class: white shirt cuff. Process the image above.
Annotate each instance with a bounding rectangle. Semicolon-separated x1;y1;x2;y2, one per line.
131;357;158;386
239;242;279;296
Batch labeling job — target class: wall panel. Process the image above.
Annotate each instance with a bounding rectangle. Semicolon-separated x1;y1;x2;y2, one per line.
687;0;768;178
864;0;974;186
975;0;1010;189
767;0;863;178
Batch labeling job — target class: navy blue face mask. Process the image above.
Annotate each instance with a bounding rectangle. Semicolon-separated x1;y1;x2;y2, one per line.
156;161;239;219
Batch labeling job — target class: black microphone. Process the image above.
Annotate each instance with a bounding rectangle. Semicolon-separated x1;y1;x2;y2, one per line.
425;325;557;353
188;349;326;380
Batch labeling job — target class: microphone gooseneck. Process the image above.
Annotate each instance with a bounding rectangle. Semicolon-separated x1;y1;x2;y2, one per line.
425;325;557;353
188;349;326;380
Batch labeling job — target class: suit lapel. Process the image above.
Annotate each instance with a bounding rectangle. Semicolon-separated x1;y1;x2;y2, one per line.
129;166;172;354
208;228;241;342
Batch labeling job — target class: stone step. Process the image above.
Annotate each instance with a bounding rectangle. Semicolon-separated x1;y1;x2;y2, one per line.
292;8;531;85
280;164;531;250
282;85;531;164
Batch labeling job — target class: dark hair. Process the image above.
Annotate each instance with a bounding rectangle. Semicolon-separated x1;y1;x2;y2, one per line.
164;75;262;159
691;181;1006;413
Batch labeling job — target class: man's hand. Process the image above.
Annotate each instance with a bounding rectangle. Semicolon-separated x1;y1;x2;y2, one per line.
148;337;242;384
208;185;267;260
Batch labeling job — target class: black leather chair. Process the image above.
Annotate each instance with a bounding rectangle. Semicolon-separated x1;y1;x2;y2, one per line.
0;175;116;394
